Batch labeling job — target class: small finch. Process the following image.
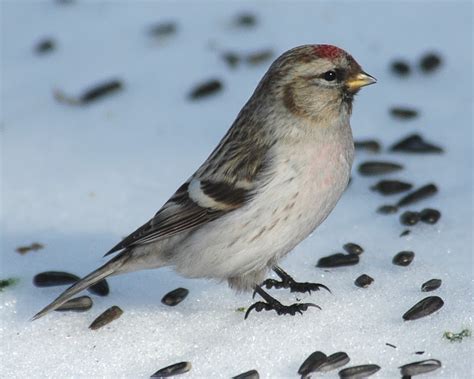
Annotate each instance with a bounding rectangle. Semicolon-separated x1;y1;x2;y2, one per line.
33;44;375;320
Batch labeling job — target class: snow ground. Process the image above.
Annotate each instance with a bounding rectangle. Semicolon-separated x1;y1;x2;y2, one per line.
1;1;473;378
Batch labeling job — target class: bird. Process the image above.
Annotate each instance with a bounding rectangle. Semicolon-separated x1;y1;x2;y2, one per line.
33;44;376;320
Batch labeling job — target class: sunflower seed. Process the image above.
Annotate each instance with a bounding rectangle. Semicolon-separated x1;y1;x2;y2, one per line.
319;352;350;372
161;287;189;306
415;351;425;355
338;364;380;378
55;296;93;312
355;274;374;288
298;351;328;377
234;12;257;27
149;22;177;37
399;359;441;376
317;253;359;268
371;180;413;195
390;134;443;154
377;205;398;214
245;49;274;65
358;161;403;176
393;251;415;266
88;279;109;296
189;79;223;100
33;271;80;287
390;107;419;120
151;361;192;377
397;184;438;207
55;79;123;105
89;305;123;330
400;211;421;226
419;52;442;73
354;139;381;153
343;243;364;255
35;38;55;54
403;296;444;320
222;52;240;68
399;229;411;237
391;60;411;76
421;279;442;292
419;208;441;224
232;369;259;379
16;242;44;255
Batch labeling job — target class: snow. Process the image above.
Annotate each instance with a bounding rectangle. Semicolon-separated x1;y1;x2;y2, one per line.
1;1;473;378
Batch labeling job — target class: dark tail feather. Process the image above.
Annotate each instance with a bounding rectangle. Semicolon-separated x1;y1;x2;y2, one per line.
32;252;129;321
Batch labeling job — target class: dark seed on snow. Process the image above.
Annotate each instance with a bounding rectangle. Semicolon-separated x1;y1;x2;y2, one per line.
149;22;177;37
33;271;80;287
397;184;438;207
88;279;109;297
419;52;442;73
403;296;444;321
298;351;328;376
80;80;123;103
377;205;398;214
161;287;189;306
421;279;442;292
234;12;257;27
391;60;411;76
400;211;421;226
343;243;364;255
35;38;55;54
390;107;419;120
415;351;425;355
393;251;415;266
246;49;274;65
385;343;397;349
222;52;240;68
355;274;374;288
400;229;411;237
371;180;413;195
319;352;350;372
358;161;403;176
420;208;441;224
189;79;223;100
399;359;441;376
338;364;380;378
89;305;123;330
390;134;443;154
354;139;381;153
151;361;192;377
232;369;259;379
55;296;93;312
317;253;359;268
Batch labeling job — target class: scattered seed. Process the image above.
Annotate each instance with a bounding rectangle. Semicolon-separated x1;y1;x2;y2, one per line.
33;271;80;287
245;49;273;65
55;296;93;312
399;229;411;237
16;242;44;255
419;52;442;73
0;278;19;291
358;161;403;176
189;79;223;100
343;243;364;255
421;279;442;292
232;369;259;379
414;351;425;355
149;22;177;37
338;364;380;378
319;352;350;372
443;328;471;342
377;205;398;214
151;361;192;377
234;12;257;27
390;134;443;154
400;211;421;226
298;351;328;377
393;251;415;266
88;279;109;297
399;359;441;376
403;296;444;321
35;38;55;54
385;343;397;349
397;184;438;207
354;139;381;153
317;253;359;268
391;60;411;76
419;208;441;224
161;287;189;306
355;274;374;288
222;52;240;68
89;305;123;330
371;180;413;195
55;79;123;105
390;107;419;120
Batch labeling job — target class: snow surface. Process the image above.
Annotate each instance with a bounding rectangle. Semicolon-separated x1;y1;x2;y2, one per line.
1;1;473;378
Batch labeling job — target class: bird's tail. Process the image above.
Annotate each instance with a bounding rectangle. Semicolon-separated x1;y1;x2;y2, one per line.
32;252;129;321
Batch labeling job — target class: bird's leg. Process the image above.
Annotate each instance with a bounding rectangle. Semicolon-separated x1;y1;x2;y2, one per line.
259;266;331;294
245;285;320;319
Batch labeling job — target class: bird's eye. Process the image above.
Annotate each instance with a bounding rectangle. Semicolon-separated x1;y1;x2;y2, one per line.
323;70;337;81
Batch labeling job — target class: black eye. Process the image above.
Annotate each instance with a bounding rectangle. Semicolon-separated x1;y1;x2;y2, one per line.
323;70;337;81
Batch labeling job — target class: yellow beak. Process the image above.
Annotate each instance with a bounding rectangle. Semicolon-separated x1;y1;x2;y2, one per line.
346;71;377;91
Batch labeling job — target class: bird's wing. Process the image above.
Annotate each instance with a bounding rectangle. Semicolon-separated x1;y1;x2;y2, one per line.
104;178;255;256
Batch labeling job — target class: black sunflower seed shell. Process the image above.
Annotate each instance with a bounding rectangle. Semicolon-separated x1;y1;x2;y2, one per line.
189;79;223;100
338;364;381;378
400;211;421;226
149;22;177;37
317;253;359;268
397;184;438;207
161;287;189;306
151;361;192;377
419;208;441;224
33;271;80;287
390;107;419;120
419;52;442;73
393;251;415;266
377;205;399;214
390;134;443;154
355;274;374;288
391;60;411;76
354;139;381;153
399;359;441;376
358;161;403;176
343;243;364;255
89;305;123;330
79;79;123;103
232;369;259;379
319;352;350;372
421;279;442;292
403;296;444;321
298;351;328;376
371;180;413;195
55;296;93;312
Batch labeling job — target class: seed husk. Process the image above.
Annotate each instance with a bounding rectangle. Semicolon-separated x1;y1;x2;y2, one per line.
343;243;364;255
16;242;44;255
400;211;421;226
55;296;93;312
403;296;444;321
391;60;411;76
188;79;223;100
443;328;471;342
33;271;80;287
89;305;123;330
385;343;397;349
319;352;350;372
54;79;123;105
0;278;19;291
234;12;257;27
88;279;109;296
399;359;441;376
161;287;189;306
390;107;419;120
419;208;441;224
354;139;381;153
371;180;413;195
397;184;438;207
298;351;328;377
149;22;177;37
393;251;415;266
355;274;374;288
232;369;259;379
390;134;443;154
421;278;442;292
338;364;380;378
377;204;398;214
358;161;403;176
151;361;192;377
419;52;442;73
399;229;411;237
35;38;55;54
317;253;359;268
245;49;274;65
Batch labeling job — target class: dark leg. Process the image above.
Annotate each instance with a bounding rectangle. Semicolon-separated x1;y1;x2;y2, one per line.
245;285;320;319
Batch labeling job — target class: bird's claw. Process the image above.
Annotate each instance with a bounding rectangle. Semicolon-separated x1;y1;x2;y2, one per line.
260;278;331;295
244;300;320;319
